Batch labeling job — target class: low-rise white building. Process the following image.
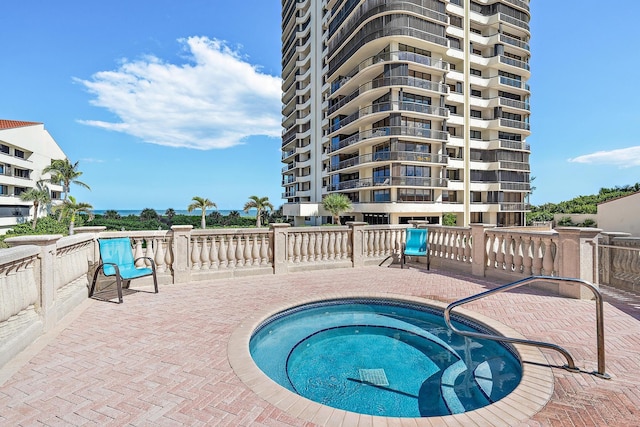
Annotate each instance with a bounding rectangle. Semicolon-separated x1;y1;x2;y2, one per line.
597;191;640;237
0;120;66;233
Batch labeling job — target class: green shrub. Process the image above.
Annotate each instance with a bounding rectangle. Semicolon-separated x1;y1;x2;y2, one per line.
442;213;457;226
557;216;575;226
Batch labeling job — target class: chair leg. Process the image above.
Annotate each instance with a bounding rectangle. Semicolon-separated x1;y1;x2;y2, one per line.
89;266;102;297
115;275;123;304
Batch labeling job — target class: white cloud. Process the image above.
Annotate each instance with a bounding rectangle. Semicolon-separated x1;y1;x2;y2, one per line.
76;36;282;150
79;157;105;163
568;146;640;168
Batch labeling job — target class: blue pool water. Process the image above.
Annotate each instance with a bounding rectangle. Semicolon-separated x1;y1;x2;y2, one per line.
249;299;522;418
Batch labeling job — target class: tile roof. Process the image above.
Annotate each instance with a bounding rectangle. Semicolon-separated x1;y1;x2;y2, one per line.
0;119;42;130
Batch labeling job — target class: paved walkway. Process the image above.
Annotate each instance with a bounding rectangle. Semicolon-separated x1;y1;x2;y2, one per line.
1;265;639;426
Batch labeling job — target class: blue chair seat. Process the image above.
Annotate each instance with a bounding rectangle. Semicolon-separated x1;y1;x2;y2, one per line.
401;228;430;270
90;237;158;303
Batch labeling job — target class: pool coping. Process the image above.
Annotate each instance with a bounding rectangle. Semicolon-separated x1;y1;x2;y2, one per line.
227;292;555;427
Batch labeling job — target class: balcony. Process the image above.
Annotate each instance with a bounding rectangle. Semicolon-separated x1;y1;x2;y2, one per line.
499;161;530;171
328;176;447;191
499;202;531;211
499;34;530;52
498;97;530;111
329;76;449;116
500;181;531;191
331;101;448;133
330;51;448;94
329;126;449;153
499;139;530;151
329;151;448;172
499;118;531;131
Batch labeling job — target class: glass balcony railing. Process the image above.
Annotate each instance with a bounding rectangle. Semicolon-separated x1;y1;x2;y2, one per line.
328;151;448;172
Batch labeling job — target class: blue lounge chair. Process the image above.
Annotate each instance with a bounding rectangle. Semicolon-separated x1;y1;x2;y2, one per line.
89;237;158;303
401;228;430;270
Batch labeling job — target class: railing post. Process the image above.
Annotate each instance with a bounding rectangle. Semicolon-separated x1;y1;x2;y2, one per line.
471;224;493;277
171;225;193;284
5;234;63;331
555;227;602;299
271;223;290;275
347;222;368;268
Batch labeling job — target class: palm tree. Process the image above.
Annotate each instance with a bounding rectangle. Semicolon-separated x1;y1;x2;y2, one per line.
187;196;216;229
53;195;93;235
164;208;176;220
43;159;90;201
322;193;353;225
19;181;51;230
243;196;274;227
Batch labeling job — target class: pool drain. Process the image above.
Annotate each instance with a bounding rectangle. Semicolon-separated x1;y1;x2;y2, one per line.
359;368;389;386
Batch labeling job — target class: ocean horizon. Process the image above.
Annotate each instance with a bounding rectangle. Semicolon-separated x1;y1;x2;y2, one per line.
93;209;254;217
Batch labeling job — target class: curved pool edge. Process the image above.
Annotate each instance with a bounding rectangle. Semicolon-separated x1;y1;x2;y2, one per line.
228;292;554;426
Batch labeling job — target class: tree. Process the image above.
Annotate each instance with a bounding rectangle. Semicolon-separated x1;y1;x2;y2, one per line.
164;208;176;220
187;196;216;229
19;181;51;230
53;195;93;235
322;193;352;225
243;196;274;227
442;213;457;226
103;210;120;220
43;159;90;201
140;208;159;221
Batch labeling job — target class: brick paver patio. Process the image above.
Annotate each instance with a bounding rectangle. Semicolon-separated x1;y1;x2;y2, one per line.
1;265;639;426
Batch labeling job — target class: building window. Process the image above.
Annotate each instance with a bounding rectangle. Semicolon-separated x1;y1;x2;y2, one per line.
449;15;463;29
14;168;30;179
396;141;430;153
14;149;25;159
471;89;482;97
470;191;482;203
399;44;431;57
14;187;27;196
398;189;433;202
401;93;431;105
372;189;390;202
471;212;484;223
0;145;8;155
470;130;482;139
470;68;482;76
470;110;482;118
447;37;461;50
363;213;389;225
442;190;457;203
0;185;6;195
401;165;430;177
401;117;431;129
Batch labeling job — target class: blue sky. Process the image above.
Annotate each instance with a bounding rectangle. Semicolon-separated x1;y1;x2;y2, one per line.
0;1;638;210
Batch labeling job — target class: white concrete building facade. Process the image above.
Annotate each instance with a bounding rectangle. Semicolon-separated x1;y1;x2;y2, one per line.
281;0;531;226
598;192;640;237
0;120;66;232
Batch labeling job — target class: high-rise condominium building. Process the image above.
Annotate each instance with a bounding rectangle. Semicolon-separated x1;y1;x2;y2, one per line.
281;0;531;227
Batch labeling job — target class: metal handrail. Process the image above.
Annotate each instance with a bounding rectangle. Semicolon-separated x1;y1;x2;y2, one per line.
444;276;610;379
